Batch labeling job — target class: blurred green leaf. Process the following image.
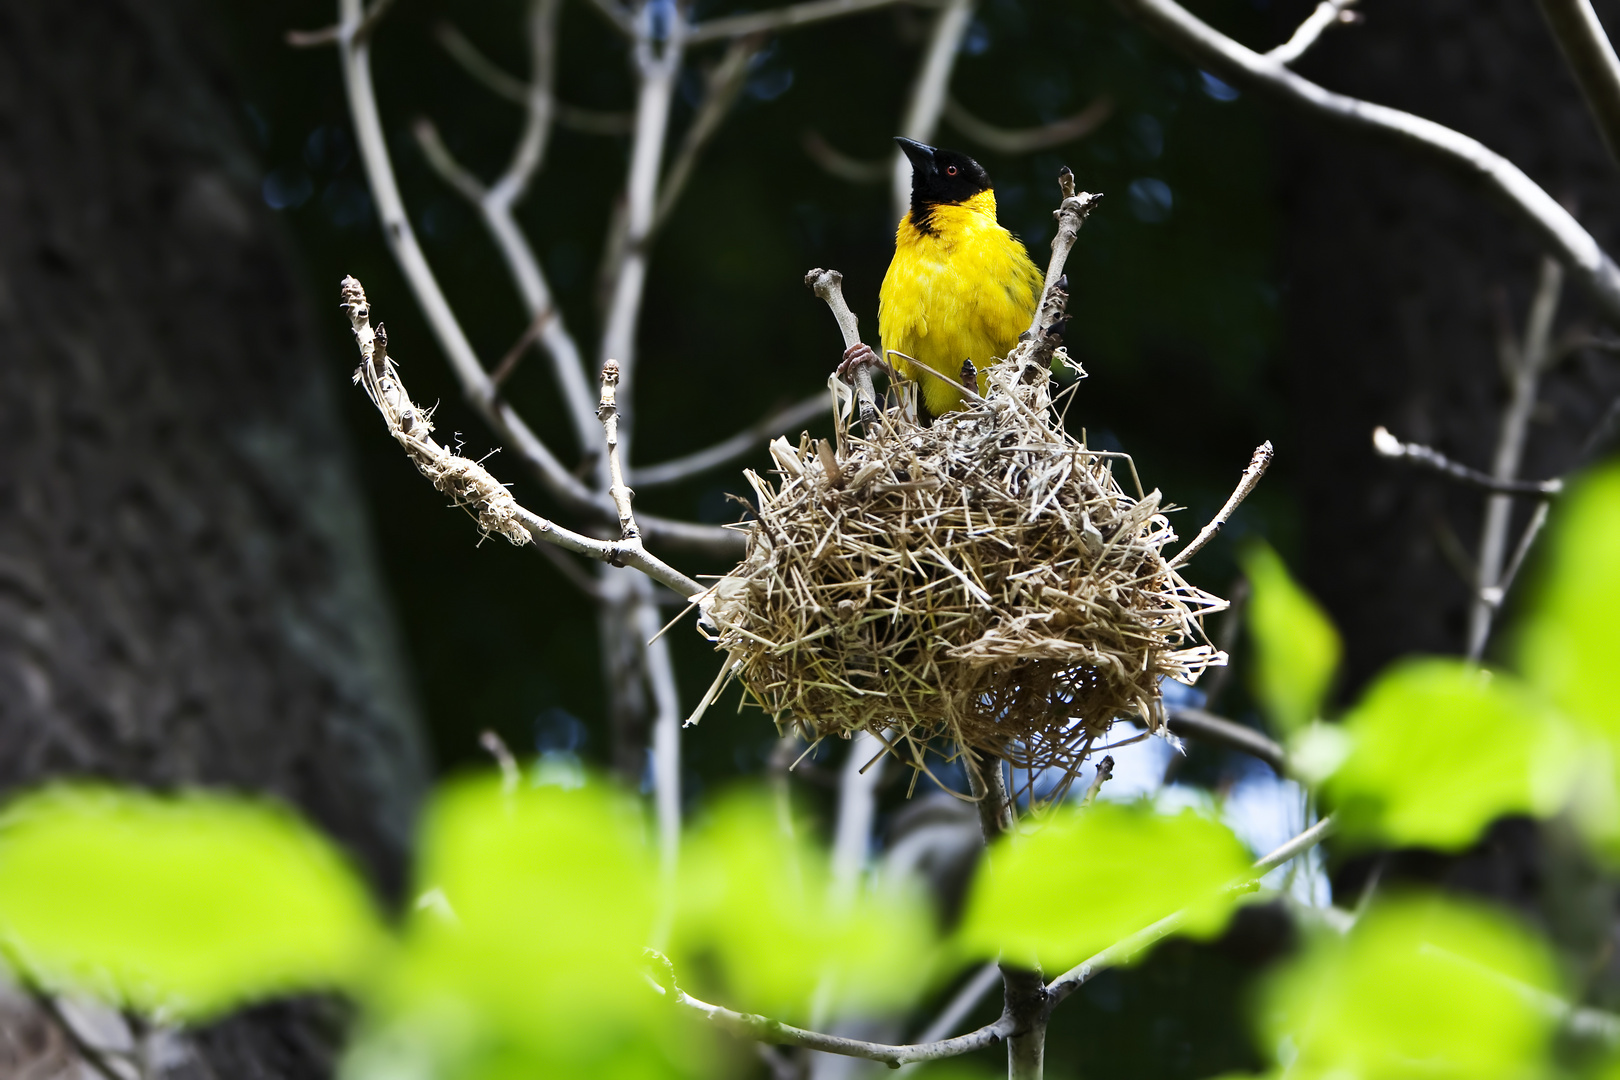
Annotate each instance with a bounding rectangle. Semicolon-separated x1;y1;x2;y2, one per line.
1519;464;1620;732
1324;659;1575;850
957;803;1252;971
1259;895;1560;1080
671;790;937;1020
377;776;712;1078
1242;541;1341;735
0;785;385;1019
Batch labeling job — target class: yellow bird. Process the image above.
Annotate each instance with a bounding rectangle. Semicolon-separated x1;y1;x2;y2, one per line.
878;138;1045;418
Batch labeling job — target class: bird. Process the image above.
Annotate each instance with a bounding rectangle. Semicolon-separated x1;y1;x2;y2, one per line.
875;137;1045;419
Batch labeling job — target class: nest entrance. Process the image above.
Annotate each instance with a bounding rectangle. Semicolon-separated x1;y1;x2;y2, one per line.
696;351;1226;798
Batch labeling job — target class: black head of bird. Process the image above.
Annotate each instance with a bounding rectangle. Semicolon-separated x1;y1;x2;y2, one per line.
896;137;993;215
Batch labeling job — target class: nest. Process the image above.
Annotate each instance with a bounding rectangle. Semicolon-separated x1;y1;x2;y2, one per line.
697;348;1227;795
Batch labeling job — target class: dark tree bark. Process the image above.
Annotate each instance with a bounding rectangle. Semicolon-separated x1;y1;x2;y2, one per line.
0;1;429;1075
1273;0;1620;689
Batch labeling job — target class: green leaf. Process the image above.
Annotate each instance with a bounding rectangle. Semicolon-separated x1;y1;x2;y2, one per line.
1259;895;1560;1080
1324;659;1575;850
0;785;386;1019
1519;464;1620;750
957;803;1253;971
380;777;710;1077
671;789;938;1020
1242;541;1341;735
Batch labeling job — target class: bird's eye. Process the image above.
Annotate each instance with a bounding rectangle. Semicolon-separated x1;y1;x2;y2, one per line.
946;165;958;176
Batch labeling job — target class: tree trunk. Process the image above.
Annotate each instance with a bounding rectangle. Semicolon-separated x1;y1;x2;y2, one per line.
0;1;430;1075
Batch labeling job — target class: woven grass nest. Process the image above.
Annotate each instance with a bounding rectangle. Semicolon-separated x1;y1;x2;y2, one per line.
696;348;1227;796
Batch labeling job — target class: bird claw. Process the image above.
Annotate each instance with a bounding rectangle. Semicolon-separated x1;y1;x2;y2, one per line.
836;342;884;383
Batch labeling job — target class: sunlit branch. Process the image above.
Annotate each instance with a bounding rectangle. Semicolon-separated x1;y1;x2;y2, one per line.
1265;0;1359;67
1107;0;1620;326
1168;441;1274;569
687;0;914;44
631;392;831;488
943;94;1114;154
1371;426;1564;496
434;21;634;133
1166;707;1286;775
1535;0;1620;167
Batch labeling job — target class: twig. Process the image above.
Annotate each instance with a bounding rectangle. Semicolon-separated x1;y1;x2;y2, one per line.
631;393;830;487
1028;169;1103;340
1046;814;1336;1006
653;35;764;233
585;0;638;36
478;730;521;793
1105;0;1620;325
806;268;881;427
286;0;396;47
1168;441;1274;569
1265;0;1359;67
1080;755;1114;806
1535;0;1620;167
340;277;703;599
1166;707;1287;775
687;0;913;44
434;21;633;133
1372;426;1565;497
905;962;1003;1050
598;361;640;540
801;131;890;183
1469;256;1564;661
1484;498;1553;612
891;0;976;222
30;993;131;1080
943;95;1114;154
638;586;684;888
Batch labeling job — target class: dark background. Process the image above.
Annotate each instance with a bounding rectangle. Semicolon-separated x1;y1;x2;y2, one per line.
7;0;1620;1076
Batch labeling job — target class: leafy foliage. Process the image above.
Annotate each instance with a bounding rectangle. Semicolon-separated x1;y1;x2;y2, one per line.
1257;896;1560;1080
0;786;384;1019
1241;541;1341;736
958;802;1252;969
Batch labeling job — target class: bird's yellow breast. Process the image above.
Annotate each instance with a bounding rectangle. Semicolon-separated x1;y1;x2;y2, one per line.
878;190;1043;417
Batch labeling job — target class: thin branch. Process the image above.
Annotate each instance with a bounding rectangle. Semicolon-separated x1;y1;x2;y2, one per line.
340;276;703;598
287;0;397;47
1168;441;1274;569
30;993;131;1080
1080;754;1114;806
489;0;564;208
1028;168;1103;340
943;94;1114;154
1487;498;1553;611
1535;0;1620;168
1167;707;1287;775
585;0;638;36
637;584;684;888
1371;426;1564;496
598;360;640;539
906;962;1003;1048
1265;0;1359;67
653;35;764;233
1106;0;1620;326
891;0;976;223
1469;256;1564;660
807;268;882;427
434;21;633;133
630;392;830;487
801;131;891;183
687;0;912;44
1046;815;1337;1006
412;118;486;202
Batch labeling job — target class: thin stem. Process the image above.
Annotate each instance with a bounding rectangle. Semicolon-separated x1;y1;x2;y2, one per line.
687;0;913;44
1372;426;1565;496
598;361;640;540
630;392;830;487
1266;0;1359;67
1106;0;1620;325
434;21;633;132
1166;707;1287;775
943;94;1114;154
1169;441;1275;569
1027;170;1103;340
807;268;881;427
1535;0;1620;167
653;35;763;233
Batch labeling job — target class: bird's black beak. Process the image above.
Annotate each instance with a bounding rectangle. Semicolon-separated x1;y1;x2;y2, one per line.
895;137;937;177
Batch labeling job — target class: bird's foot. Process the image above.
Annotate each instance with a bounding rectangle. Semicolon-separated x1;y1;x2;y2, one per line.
836;342;885;383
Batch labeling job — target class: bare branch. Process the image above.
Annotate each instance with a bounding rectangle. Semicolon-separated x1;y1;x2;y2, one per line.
434;21;633;133
654;35;764;232
1372;426;1564;496
1080;754;1114;806
943;94;1114;154
287;0;396;47
585;0;638;36
630;392;830;488
1487;498;1553;613
806;268;881;426
1168;441;1274;569
1536;0;1620;168
1166;707;1286;774
637;585;684;885
801;131;891;183
341;276;704;597
490;0;564;207
1029;169;1104;339
892;0;975;222
411;118;486;202
687;0;911;44
1266;0;1359;67
598;361;640;540
1107;0;1620;326
1046;814;1337;1005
